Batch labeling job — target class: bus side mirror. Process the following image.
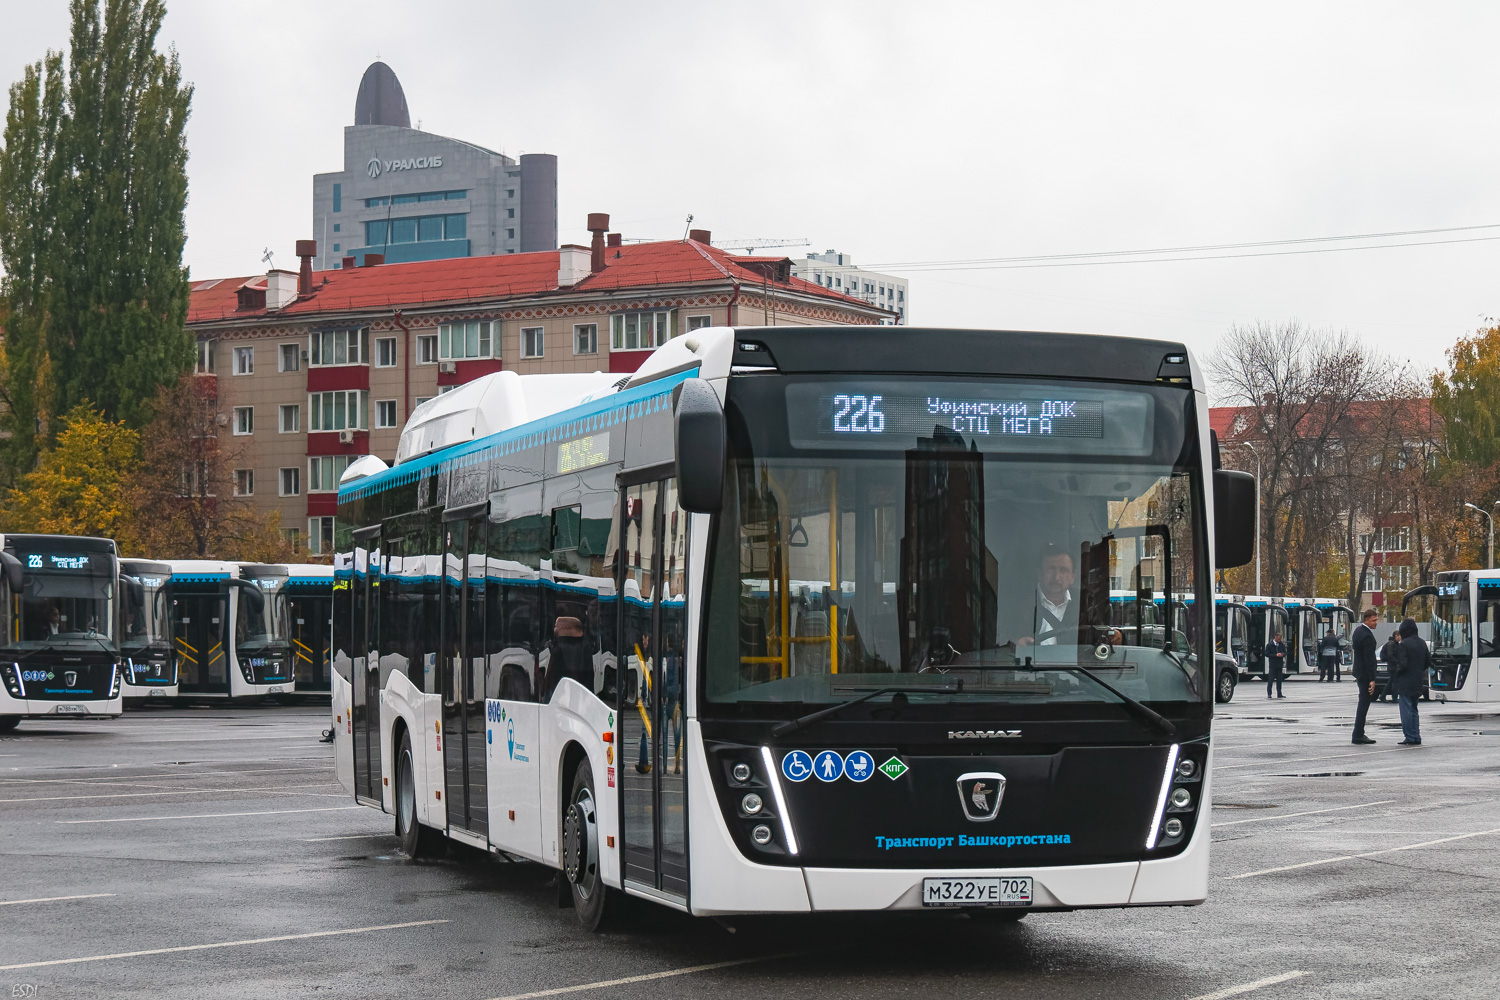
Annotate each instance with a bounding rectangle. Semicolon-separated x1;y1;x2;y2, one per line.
233;580;266;614
674;377;725;514
1214;469;1256;568
124;575;145;608
0;551;22;593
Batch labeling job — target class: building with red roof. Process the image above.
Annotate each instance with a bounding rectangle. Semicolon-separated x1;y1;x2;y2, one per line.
187;218;892;552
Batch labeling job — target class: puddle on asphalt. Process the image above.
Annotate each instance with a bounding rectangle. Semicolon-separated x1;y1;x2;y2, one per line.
1219;716;1302;723
1272;771;1366;778
1215;803;1279;809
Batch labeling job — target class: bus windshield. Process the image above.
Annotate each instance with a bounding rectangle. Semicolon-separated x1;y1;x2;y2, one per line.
1431;594;1471;657
9;562;117;650
238;582;288;647
704;375;1210;710
120;581;170;650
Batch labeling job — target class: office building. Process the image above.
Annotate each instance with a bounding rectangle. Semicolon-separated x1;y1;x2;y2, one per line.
791;250;908;324
311;62;557;270
186;219;894;554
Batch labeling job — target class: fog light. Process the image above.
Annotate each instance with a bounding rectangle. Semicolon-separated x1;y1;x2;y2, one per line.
1176;758;1197;780
1164;818;1183;838
1170;787;1192;809
741;792;763;814
732;762;753;783
751;824;773;845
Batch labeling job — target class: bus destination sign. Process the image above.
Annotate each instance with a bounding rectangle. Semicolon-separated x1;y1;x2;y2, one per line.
26;553;92;571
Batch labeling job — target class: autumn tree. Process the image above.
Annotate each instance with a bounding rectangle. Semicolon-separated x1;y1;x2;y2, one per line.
1432;323;1500;468
124;375;294;562
0;0;194;482
1;402;139;537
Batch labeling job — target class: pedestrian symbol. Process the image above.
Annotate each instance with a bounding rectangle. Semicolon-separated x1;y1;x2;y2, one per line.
813;750;845;782
781;750;814;783
879;756;908;780
844;751;875;782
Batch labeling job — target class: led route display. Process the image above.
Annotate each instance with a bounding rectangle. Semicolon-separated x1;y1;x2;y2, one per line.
783;379;1156;456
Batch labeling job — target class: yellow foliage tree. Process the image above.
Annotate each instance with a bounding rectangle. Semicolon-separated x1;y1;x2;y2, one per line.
2;403;140;538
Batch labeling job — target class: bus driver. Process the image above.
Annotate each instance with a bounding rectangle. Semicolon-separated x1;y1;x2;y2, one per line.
1015;544;1121;650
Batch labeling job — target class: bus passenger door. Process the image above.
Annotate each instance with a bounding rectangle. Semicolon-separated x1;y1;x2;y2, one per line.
464;516;488;837
174;594;228;695
619;478;690;901
352;539;380;804
442;521;471;831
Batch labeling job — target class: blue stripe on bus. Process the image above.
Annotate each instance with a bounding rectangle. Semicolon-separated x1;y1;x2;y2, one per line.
338;368;698;502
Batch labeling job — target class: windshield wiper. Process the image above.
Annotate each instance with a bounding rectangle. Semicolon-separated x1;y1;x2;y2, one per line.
770;681;963;739
1013;661;1177;738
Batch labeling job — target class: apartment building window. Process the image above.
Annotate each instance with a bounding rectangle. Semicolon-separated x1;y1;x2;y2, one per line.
234;469;254;496
309;390;368;431
686;315;713;331
417;334;438;364
415;396;434;409
375;336;397;367
610;310;673;351
309;328;369;366
279;467;300;496
308;456;357;493
279;343;300;372
281;527;301;553
573;324;598;355
520;327;544;359
232;346;254;375
232;406;253;435
279;404;300;433
375;399;398;428
308;516;335;555
196;340;215;374
439;320;493;360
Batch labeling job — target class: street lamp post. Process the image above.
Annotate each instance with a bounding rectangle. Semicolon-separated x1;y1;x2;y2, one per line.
1463;502;1495;569
1244;442;1262;595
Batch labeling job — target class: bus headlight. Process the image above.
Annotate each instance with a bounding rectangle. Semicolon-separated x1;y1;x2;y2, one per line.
1170;787;1192;810
1176;758;1197;780
1164;818;1183;839
751;824;773;845
731;762;753;783
109;666;122;698
741;792;763;815
1;663;22;698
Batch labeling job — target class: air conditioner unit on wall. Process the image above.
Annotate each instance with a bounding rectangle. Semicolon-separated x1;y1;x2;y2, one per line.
338;430;354;444
439;361;457;374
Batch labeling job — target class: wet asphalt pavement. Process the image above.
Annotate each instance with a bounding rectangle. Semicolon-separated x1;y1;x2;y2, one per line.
2;679;1498;1000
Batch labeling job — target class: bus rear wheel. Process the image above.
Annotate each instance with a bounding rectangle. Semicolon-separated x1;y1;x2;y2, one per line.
395;729;445;861
563;761;612;930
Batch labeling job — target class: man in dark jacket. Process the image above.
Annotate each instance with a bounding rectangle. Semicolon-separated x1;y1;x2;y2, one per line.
1350;609;1379;744
1318;630;1342;681
1393;617;1429;746
1264;632;1287;699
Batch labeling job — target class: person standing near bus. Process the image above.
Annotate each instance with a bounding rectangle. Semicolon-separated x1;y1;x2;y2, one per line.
1394;617;1428;746
1350;609;1379;745
1264;631;1287;698
1318;629;1341;681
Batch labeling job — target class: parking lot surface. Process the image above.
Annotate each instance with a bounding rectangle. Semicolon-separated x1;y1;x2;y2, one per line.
2;680;1498;999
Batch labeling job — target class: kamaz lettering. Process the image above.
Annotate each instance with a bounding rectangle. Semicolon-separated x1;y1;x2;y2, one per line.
948;730;1022;740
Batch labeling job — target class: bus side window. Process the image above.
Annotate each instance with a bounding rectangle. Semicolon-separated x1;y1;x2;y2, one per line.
488;484;544;703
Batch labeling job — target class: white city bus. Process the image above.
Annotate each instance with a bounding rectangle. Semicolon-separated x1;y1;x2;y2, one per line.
165;560;280;700
120;559;177;702
1401;570;1500;702
332;327;1254;927
0;534;129;729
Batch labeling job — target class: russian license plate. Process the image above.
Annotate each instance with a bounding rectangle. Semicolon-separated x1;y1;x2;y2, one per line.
54;705;87;715
269;686;284;694
922;876;1032;907
149;689;166;697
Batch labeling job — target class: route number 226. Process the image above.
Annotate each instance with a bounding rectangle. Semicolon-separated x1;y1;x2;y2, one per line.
832;394;885;434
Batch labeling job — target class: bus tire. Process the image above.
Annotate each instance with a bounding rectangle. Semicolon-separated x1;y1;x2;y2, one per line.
563;760;612;931
0;716;19;733
395;729;444;861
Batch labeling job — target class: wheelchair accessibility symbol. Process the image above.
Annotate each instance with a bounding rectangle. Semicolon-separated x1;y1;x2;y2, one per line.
781;750;814;782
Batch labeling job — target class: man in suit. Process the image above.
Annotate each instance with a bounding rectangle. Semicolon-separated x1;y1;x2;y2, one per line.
1350;608;1379;744
1264;631;1287;699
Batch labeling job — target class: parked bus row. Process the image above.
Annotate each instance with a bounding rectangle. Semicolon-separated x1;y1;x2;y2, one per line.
0;531;334;731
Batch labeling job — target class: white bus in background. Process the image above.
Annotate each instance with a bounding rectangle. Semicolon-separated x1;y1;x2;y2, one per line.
1401;570;1500;702
283;564;335;693
0;534;129;730
165;560;281;701
119;559;177;702
332;327;1255;928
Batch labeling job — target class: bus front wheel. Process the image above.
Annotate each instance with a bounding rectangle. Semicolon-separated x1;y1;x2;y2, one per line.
0;716;18;733
563;761;613;930
395;729;445;861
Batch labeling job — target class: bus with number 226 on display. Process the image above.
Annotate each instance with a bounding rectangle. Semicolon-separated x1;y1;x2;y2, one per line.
331;327;1255;927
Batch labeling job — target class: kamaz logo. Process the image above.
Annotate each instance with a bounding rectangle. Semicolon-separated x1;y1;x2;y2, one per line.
949;730;1022;740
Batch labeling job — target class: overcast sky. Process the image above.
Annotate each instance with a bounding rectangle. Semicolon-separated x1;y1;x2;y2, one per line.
4;1;1497;381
